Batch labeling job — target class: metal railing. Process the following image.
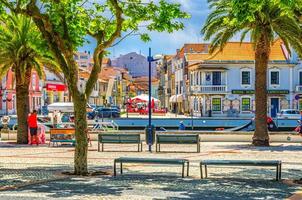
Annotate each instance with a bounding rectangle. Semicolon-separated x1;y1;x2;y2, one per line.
191;85;227;93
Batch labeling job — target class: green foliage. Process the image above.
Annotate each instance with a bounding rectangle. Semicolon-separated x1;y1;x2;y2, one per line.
202;0;302;56
0;14;60;82
0;0;189;50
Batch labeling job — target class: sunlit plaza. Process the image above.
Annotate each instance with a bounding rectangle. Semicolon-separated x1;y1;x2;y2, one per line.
1;0;302;199
0;141;302;199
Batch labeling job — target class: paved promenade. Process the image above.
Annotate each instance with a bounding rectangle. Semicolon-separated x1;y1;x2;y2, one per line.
0;141;301;199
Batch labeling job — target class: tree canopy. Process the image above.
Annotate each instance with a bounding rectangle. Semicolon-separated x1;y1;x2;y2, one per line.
0;14;61;81
0;0;189;174
202;0;302;56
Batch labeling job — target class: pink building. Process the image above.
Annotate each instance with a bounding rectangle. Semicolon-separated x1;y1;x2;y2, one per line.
0;69;43;115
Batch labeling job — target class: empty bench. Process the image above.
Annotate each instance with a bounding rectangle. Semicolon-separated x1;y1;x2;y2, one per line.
98;133;142;152
156;134;200;152
200;160;282;181
114;157;189;178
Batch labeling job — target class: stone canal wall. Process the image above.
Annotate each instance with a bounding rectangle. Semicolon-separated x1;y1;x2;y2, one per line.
1;130;302;143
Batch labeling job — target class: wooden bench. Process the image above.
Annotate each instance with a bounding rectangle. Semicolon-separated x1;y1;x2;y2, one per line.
49;128;75;147
156;134;200;152
98;133;142;152
200;160;282;181
114;157;189;178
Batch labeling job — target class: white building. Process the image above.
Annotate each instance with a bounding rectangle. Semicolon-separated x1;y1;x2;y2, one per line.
187;40;297;117
112;52;156;78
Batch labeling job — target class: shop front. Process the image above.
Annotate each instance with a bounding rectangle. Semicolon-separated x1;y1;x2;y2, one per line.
231;89;290;117
44;83;66;105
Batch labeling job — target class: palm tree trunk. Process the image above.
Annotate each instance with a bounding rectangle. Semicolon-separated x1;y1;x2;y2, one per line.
16;68;31;144
73;92;88;175
253;32;270;146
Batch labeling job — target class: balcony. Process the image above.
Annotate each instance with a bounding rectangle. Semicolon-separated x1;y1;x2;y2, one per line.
296;85;302;93
191;85;227;94
90;90;99;97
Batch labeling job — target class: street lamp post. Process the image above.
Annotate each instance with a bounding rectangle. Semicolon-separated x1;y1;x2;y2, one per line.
147;48;162;152
147;48;152;152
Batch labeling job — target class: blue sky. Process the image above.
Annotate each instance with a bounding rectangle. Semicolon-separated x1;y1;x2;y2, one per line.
78;0;210;58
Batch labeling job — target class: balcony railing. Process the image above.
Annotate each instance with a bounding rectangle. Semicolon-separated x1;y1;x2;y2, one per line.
191;85;227;93
296;85;302;92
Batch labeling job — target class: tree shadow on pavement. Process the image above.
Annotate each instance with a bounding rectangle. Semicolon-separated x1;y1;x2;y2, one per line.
2;167;300;200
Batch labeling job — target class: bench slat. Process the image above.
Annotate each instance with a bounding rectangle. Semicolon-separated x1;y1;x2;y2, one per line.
115;157;188;164
201;160;281;166
99;134;141;143
157;134;198;144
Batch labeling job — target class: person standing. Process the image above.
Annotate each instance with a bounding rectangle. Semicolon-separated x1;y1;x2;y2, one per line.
179;121;185;130
28;110;38;145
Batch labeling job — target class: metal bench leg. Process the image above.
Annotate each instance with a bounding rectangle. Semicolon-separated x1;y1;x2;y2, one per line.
276;165;279;181
159;144;161;152
200;163;203;179
98;142;100;152
205;165;208;178
156;143;158;152
198;142;200;153
120;162;123;174
187;161;189;176
182;163;185;178
102;143;104;152
114;161;117;176
279;164;282;181
138;143;140;152
141;142;143;152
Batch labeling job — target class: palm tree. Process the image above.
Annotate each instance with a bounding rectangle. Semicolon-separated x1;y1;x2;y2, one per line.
0;14;60;144
202;0;302;146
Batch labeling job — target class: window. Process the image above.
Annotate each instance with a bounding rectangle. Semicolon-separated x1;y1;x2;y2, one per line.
212;72;221;85
212;98;221;112
270;71;279;85
241;71;250;85
199;72;202;85
299;100;302;110
241;98;251;111
80;55;88;59
299;71;302;85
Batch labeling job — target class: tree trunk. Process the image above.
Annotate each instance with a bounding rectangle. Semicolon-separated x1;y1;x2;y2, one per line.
16;69;31;144
253;32;270;146
73;93;88;175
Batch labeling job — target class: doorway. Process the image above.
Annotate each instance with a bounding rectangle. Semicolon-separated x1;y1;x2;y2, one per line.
270;98;279;118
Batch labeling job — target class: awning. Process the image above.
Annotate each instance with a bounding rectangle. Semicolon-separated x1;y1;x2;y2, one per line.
46;83;66;91
131;94;160;103
169;95;177;103
176;94;185;102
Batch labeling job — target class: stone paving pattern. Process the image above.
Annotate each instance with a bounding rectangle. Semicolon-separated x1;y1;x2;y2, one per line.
0;141;301;199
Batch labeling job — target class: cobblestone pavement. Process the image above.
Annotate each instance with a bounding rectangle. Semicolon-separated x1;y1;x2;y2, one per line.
0;141;302;199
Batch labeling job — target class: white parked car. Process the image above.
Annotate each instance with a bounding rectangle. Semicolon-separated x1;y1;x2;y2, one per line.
277;109;301;119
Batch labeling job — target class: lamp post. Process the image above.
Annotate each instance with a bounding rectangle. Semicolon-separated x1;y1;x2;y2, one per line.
147;48;162;152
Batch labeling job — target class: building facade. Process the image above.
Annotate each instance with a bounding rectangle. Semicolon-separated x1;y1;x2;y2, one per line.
112;52;156;77
187;40;296;117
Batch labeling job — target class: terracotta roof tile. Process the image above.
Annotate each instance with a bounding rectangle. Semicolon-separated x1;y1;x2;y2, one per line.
178;44;209;58
185;40;287;62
